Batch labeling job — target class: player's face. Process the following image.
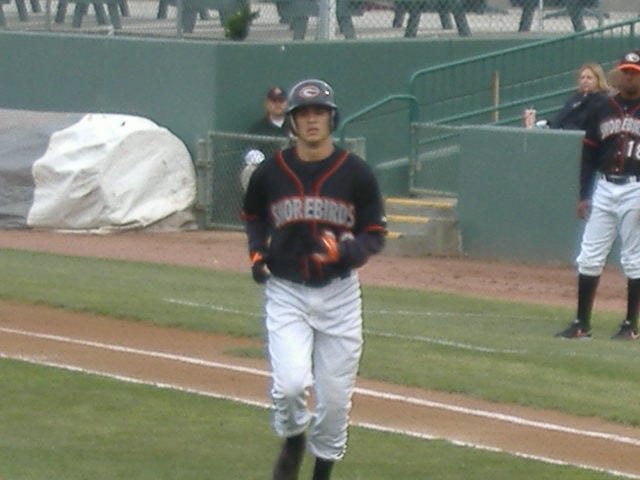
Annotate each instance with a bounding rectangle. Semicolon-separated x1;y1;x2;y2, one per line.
617;69;640;99
292;105;332;145
578;68;597;94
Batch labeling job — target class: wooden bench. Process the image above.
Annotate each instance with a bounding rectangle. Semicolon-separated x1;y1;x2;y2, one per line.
271;0;367;39
391;0;486;37
270;0;495;38
0;0;41;24
157;0;245;33
156;0;210;25
54;0;129;29
510;0;600;32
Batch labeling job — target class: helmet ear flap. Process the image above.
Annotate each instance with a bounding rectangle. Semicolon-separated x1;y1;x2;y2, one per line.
287;111;297;135
331;110;339;132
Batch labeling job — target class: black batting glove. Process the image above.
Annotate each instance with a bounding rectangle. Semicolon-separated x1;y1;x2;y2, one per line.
250;251;270;284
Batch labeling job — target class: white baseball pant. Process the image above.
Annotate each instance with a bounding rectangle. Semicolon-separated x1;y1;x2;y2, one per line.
264;273;362;461
577;176;640;279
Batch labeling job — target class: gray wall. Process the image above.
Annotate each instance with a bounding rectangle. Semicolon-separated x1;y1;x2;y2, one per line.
0;32;604;264
0;32;531;159
457;126;585;264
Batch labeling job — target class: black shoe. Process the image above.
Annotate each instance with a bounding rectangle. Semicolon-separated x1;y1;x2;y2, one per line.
272;434;305;480
611;320;639;340
555;319;592;339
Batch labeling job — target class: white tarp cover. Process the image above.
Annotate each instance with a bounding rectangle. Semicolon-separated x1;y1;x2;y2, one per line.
25;113;196;231
0;109;84;228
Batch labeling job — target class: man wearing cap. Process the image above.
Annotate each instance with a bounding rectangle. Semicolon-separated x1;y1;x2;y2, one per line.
556;49;640;340
241;86;292;192
249;86;290;137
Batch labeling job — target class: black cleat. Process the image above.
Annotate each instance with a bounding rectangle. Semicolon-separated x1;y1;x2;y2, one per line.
555;319;592;339
611;320;639;340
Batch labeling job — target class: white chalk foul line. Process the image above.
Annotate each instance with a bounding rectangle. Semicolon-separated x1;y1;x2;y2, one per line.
353;386;640;447
0;352;272;410
163;297;540;321
364;329;525;354
162;297;523;354
2;325;640;479
0;326;269;378
1;353;639;480
164;298;262;318
355;421;640;480
2;325;639;447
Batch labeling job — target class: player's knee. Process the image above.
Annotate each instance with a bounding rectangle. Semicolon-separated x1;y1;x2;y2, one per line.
272;363;312;399
620;258;640;279
274;375;310;400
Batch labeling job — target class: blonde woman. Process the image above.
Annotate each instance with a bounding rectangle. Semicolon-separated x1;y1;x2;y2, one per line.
546;62;610;130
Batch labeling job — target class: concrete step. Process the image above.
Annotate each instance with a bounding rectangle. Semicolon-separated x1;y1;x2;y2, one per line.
384;196;462;257
385;196;457;219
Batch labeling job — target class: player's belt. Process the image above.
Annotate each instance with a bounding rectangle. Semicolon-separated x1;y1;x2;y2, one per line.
304;270;353;287
600;173;640;185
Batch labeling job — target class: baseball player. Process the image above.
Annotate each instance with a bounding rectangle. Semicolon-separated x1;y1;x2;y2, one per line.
556;49;640;340
241;78;387;480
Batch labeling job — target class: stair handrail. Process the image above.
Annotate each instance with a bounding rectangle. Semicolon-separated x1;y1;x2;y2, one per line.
336;94;419;147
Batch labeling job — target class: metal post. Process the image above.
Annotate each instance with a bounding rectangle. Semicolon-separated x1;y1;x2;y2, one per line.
537;0;544;33
317;0;336;40
45;0;51;30
176;0;183;38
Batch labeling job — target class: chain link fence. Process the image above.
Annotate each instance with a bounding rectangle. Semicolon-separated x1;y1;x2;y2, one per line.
193;131;365;230
1;0;637;40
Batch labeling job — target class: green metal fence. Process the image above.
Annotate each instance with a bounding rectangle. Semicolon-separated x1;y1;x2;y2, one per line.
333;17;640;197
194;131;366;230
409;17;640;126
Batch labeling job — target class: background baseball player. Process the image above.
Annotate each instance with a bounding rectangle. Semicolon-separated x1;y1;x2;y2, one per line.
241;78;387;480
556;49;640;340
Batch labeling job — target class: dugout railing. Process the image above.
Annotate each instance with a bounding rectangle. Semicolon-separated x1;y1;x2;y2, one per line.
333;16;640;197
408;17;640;127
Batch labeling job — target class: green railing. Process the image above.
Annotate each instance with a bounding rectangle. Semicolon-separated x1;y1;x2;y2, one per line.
397;17;640;196
336;93;419;146
409;17;640;126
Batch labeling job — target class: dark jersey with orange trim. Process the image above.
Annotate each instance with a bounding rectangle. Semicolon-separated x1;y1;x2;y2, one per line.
580;94;640;200
241;145;387;286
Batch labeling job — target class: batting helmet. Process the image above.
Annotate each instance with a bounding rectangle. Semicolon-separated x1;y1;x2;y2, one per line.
286;79;339;131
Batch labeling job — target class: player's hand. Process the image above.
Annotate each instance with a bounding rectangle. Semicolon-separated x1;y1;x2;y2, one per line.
250;251;270;284
577;200;591;220
311;230;340;264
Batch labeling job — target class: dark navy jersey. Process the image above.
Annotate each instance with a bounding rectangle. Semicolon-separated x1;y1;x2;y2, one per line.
241;145;387;286
580;94;640;199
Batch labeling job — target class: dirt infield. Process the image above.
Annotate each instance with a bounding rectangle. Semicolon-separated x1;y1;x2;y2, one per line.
1;229;639;477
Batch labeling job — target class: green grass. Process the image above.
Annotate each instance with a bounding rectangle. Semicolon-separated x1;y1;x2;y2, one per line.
0;249;264;336
1;248;640;479
0;359;620;480
2;249;639;426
